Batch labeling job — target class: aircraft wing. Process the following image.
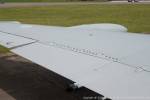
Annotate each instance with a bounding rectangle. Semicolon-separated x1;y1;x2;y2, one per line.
0;21;150;100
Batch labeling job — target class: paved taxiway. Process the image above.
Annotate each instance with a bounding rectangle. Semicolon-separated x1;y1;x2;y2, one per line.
0;1;150;8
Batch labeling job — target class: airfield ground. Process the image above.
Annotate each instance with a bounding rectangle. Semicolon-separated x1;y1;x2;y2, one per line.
0;3;150;53
0;3;150;33
0;2;150;100
0;53;103;100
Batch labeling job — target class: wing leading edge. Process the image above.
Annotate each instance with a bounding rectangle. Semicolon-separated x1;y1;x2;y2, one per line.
0;22;150;99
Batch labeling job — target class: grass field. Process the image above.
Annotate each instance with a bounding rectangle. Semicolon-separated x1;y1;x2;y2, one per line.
0;45;9;53
3;0;104;2
3;0;70;2
0;4;150;53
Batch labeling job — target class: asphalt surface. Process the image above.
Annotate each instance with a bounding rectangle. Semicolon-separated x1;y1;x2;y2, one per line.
0;53;103;100
0;1;150;8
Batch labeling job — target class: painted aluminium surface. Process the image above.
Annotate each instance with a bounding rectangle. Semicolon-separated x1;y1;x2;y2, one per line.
0;22;150;99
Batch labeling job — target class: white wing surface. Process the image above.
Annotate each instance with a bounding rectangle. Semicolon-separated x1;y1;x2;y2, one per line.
0;21;150;99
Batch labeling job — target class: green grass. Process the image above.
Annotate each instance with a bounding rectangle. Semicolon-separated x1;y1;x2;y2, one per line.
0;4;150;53
3;0;71;2
0;45;9;53
2;0;105;2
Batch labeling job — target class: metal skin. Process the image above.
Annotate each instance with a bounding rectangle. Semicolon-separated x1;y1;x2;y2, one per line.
0;21;150;100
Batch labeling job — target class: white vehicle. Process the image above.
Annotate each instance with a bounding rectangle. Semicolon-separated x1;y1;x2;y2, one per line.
0;21;150;100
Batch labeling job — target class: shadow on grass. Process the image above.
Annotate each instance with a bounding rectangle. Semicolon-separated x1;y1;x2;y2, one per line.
0;54;103;100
